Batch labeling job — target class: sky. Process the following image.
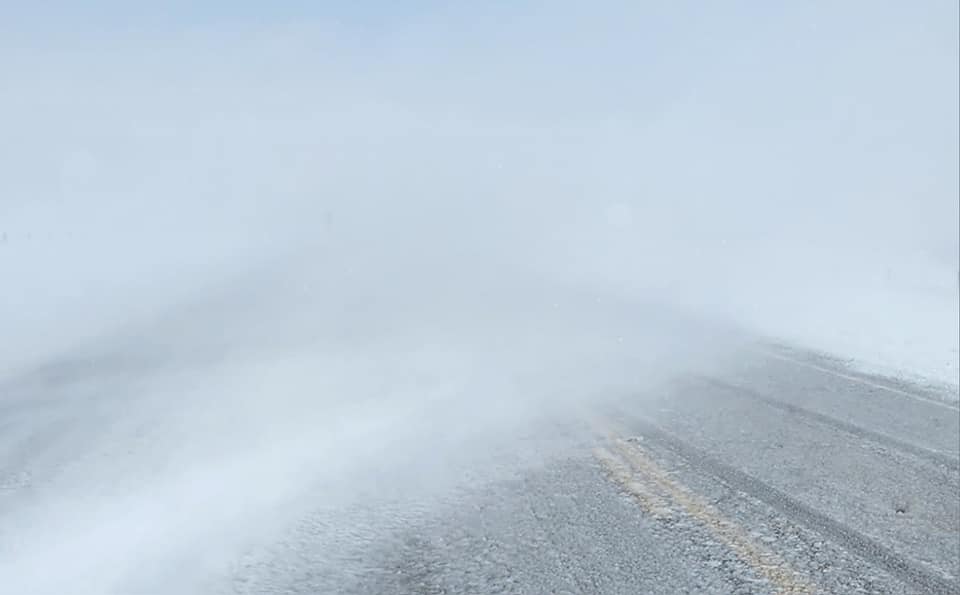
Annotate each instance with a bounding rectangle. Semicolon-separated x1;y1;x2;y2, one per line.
0;0;438;29
1;1;958;364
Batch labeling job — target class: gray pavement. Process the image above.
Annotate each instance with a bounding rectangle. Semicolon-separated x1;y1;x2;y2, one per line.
223;347;959;594
1;342;958;594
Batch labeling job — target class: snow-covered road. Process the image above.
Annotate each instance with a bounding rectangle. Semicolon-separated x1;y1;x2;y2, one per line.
1;288;956;593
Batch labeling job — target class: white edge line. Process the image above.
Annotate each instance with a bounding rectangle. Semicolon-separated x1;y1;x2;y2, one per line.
762;349;960;412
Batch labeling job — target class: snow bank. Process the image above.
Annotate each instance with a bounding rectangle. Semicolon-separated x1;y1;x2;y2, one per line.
745;279;958;392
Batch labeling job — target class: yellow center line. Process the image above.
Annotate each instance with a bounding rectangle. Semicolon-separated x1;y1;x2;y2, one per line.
594;446;675;520
592;419;817;595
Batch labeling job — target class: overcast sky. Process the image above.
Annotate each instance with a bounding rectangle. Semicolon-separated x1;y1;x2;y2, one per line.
1;1;957;369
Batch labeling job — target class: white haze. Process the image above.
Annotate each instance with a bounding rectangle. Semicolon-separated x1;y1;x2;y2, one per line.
1;2;957;592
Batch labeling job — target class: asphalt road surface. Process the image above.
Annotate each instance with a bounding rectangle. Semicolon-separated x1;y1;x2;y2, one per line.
1;342;958;594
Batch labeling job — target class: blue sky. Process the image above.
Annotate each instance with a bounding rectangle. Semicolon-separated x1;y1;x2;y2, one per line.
3;1;478;34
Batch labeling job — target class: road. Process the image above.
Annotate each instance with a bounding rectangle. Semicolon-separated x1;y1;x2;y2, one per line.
1;341;958;594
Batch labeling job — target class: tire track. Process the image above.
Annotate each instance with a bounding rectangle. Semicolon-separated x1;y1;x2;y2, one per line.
691;375;960;470
616;416;959;595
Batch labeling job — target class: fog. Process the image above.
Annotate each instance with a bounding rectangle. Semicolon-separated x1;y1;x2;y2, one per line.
1;2;957;592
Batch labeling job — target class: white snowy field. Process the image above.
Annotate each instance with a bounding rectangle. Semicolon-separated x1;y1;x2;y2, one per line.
546;206;959;393
683;250;960;392
744;277;959;392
